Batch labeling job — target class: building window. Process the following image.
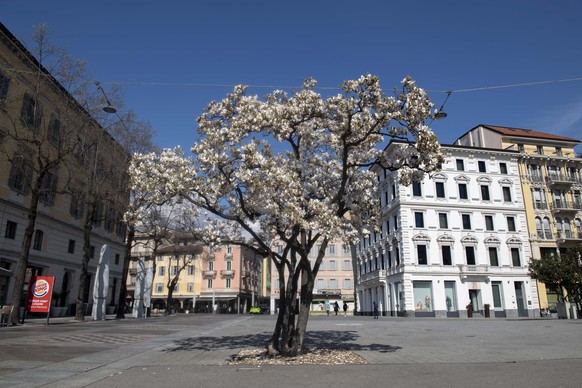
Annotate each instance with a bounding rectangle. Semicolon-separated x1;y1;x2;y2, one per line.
89;245;95;259
511;248;521;267
435;182;445;198
343;278;352;289
462;214;472;230
342;260;351;270
114;254;120;265
39;171;58;206
485;215;495;231
159;266;166;276
342;244;350;254
441;245;452;266
4;221;17;239
492;281;504;309
456;159;465;171
502;187;512;202
488;247;499;266
329;260;337;270
555;147;562;157
0;69;10;107
32;230;44;250
21;93;43;130
478;161;486;173
329;278;338;289
537;145;544;155
438;213;448;229
518;144;524;153
47;116;62;148
8;150;32;195
187;282;194;292
499;163;508;174
156;283;163;292
412;181;422;197
465;246;476;265
187;265;194;275
226;278;231;288
481;185;490;201
328;244;335;254
413;281;433;312
445;281;457;312
458;183;468;200
207;279;213;288
414;212;425;228
68;239;76;254
171;265;178;276
507;216;516;232
208;261;214;271
417;245;428;265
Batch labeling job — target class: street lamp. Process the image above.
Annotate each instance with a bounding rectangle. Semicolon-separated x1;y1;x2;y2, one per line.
95;81;117;114
434;91;452;120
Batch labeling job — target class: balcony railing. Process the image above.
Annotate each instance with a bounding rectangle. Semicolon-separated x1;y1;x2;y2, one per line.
546;174;579;185
220;269;235;278
533;201;549;210
536;230;554;240
202;270;216;279
551;200;578;213
556;231;582;243
458;264;489;276
527;174;544;183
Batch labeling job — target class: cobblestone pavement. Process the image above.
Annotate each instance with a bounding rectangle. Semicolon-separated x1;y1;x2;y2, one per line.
0;314;581;387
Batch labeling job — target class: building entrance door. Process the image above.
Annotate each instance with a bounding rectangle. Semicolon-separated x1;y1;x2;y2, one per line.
514;282;527;317
469;289;480;313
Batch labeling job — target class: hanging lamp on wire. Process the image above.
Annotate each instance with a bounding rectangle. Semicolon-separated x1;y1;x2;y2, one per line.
95;81;117;114
434;91;452;120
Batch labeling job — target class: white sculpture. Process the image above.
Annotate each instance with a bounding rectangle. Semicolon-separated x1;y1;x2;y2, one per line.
92;244;109;320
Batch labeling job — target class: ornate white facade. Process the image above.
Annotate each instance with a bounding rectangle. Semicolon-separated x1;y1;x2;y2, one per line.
355;142;540;318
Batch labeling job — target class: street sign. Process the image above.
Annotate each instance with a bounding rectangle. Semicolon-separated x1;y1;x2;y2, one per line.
26;276;54;313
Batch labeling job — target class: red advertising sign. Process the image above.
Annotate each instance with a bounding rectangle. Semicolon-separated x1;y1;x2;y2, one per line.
26;276;54;313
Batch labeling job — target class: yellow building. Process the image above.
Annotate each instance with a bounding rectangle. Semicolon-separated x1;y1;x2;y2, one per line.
456;125;582;314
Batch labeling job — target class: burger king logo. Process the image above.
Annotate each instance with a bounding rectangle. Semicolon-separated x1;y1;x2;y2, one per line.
32;279;50;298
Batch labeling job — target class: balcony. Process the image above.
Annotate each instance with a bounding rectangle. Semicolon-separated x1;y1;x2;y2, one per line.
220;269;235;278
556;231;582;245
533;201;549;210
202;270;217;279
359;269;386;283
546;174;578;186
458;264;489;277
527;174;544;183
550;200;579;213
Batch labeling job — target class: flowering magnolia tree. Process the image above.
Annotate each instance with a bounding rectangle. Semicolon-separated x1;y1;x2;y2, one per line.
127;75;443;356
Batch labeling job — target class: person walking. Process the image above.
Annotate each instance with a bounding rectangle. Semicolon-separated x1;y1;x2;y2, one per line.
373;301;379;319
325;302;330;316
343;301;348;317
333;301;339;316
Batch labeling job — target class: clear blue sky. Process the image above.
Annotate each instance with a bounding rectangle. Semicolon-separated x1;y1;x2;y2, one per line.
3;1;582;153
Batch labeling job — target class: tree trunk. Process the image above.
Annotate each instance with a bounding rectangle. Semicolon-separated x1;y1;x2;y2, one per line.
75;204;94;321
116;227;134;319
8;186;41;325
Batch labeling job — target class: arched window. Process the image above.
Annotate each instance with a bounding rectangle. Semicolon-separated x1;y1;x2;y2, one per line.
563;217;572;238
543;217;553;239
575;218;582;238
555;217;563;239
535;217;543;238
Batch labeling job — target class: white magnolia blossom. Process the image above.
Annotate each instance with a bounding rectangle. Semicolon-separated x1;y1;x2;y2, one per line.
127;74;443;253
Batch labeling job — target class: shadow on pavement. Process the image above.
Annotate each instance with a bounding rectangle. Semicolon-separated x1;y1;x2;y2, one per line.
165;330;401;354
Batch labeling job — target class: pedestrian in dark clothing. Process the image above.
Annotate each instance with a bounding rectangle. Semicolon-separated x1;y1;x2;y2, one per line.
373;301;379;319
343;302;348;317
333;301;339;315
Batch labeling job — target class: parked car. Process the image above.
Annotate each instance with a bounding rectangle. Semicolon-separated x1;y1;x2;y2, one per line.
249;306;262;314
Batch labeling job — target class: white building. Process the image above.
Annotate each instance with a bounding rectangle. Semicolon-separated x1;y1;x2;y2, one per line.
355;141;539;318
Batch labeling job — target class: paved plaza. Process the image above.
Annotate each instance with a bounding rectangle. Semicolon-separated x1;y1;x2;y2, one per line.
0;314;581;387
